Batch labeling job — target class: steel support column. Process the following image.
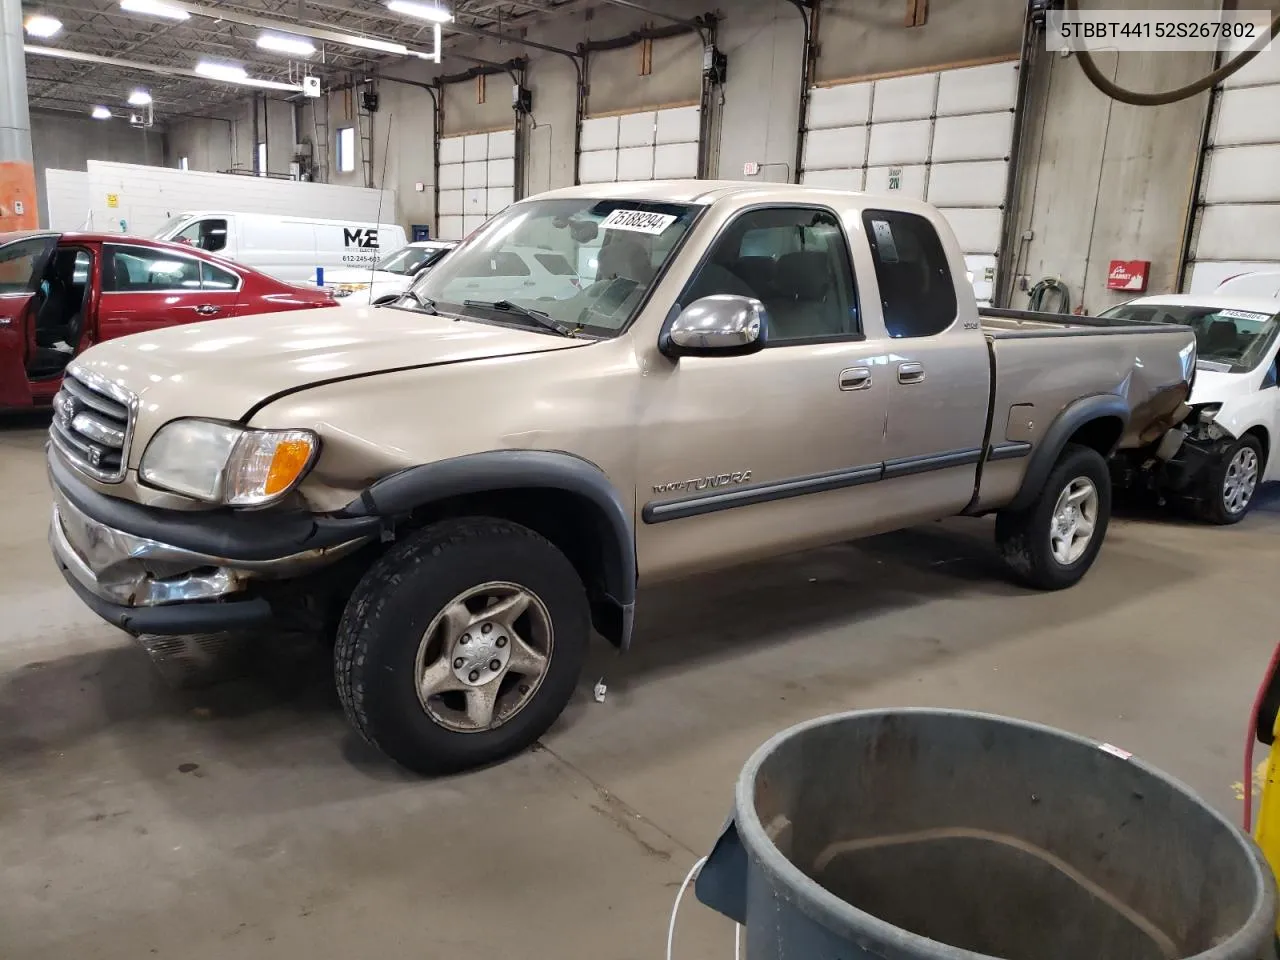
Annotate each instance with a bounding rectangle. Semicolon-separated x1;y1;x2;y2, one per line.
1;0;38;229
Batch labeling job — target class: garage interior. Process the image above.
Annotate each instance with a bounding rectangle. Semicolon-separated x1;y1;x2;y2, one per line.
4;0;1280;957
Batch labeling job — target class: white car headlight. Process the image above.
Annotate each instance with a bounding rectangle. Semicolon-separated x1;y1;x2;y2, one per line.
139;419;318;505
328;283;370;299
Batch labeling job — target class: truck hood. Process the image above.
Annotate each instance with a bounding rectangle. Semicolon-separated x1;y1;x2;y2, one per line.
72;305;590;432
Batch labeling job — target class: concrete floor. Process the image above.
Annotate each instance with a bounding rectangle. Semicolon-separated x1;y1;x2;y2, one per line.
1;416;1276;960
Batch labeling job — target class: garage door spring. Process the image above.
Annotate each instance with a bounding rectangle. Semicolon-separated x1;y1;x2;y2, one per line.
1065;0;1280;106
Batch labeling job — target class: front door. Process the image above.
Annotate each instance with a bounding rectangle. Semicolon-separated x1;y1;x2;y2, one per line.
861;207;992;522
0;235;56;408
636;205;890;581
98;243;242;341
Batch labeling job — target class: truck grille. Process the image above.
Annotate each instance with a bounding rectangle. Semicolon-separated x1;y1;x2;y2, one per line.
49;369;136;482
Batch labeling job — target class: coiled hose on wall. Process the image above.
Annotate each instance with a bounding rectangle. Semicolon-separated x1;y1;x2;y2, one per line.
1065;0;1280;106
1027;277;1071;314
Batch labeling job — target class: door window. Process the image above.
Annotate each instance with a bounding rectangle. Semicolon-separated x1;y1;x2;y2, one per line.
175;218;228;253
0;237;57;293
200;261;240;291
104;245;203;292
683;207;860;344
861;210;957;339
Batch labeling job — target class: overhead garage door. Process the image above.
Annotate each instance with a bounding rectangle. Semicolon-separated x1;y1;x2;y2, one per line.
799;59;1019;306
437;128;516;241
1185;49;1280;293
578;104;701;184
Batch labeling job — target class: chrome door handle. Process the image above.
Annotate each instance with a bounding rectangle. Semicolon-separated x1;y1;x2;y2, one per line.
194;304;220;316
839;366;872;391
897;361;925;384
0;316;12;326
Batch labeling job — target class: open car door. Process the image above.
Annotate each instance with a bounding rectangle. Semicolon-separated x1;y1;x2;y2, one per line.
0;233;58;409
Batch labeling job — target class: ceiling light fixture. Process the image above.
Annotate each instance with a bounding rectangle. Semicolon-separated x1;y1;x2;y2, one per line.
343;34;411;55
24;15;62;38
386;0;453;23
119;0;190;21
127;89;153;106
91;106;112;119
195;59;248;82
256;32;317;57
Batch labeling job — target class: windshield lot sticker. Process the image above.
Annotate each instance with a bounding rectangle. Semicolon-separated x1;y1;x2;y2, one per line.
1220;310;1271;323
600;209;677;235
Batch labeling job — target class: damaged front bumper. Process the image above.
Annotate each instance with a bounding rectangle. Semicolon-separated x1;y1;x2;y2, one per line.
47;449;380;635
1112;415;1235;500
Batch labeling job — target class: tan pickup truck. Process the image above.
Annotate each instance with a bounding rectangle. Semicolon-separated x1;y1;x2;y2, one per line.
46;182;1197;774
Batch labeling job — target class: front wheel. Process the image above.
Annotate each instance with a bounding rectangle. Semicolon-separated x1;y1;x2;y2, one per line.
1199;434;1264;525
334;518;590;775
996;443;1112;591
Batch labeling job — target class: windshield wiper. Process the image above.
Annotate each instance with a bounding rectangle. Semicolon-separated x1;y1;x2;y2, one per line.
464;299;574;337
399;288;438;314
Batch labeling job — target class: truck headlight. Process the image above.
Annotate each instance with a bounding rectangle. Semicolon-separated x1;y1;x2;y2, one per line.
139;419;318;505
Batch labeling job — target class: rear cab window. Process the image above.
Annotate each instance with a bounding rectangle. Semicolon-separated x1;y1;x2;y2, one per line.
861;209;957;339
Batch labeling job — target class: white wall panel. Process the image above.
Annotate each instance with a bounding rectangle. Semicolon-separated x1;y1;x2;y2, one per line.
1211;85;1280;146
463;133;489;161
617;146;655;181
936;62;1017;116
803;126;869;171
464;215;486;236
1222;34;1280;88
580;116;620;152
865;164;927;199
1188;260;1278;293
618;111;657;148
808;83;872;130
578;150;619;184
44;168;91;231
438;164;465;190
1201;145;1280;204
438;215;464;240
486;186;514;215
439;137;464;164
464;189;486;216
488;130;516;160
927;160;1008;206
930;113;1014;162
800;167;865;190
463;161;487;189
656;106;700;144
1196;205;1280;260
936;207;1003;255
866;120;932;166
871;73;936;122
654;142;699;179
487;158;515;189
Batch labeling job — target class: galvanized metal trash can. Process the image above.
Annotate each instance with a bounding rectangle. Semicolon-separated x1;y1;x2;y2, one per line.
695;709;1278;960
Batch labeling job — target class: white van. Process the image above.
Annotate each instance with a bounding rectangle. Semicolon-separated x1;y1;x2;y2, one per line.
151;211;408;285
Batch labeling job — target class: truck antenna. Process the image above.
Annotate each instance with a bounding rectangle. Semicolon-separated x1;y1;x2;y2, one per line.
370;110;394;292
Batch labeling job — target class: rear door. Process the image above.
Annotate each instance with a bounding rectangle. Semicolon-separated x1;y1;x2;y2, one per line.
861;207;992;521
0;235;57;406
98;243;240;339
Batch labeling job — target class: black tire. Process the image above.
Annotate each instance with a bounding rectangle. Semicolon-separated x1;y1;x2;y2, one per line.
1198;434;1264;525
335;517;590;775
995;443;1112;591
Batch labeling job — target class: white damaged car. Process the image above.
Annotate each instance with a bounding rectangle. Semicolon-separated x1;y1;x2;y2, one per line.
1103;295;1280;523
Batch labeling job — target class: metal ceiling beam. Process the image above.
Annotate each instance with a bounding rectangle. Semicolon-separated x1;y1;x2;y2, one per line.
445;21;577;60
24;45;305;91
595;0;703;30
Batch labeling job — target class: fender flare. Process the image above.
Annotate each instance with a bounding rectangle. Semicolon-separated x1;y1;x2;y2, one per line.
337;450;637;646
1007;394;1130;512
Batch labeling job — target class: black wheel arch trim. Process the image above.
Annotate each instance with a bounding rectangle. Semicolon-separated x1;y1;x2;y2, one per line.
1007;394;1129;512
337;449;638;648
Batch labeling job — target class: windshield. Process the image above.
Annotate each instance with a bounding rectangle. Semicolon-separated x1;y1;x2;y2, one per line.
404;197;701;337
1101;303;1280;372
152;214;195;239
378;245;450;276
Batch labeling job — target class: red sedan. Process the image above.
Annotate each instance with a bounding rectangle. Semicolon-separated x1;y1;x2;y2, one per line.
0;231;337;410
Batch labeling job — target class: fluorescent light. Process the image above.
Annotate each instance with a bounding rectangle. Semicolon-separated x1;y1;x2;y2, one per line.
195;60;248;82
91;105;112;119
24;15;62;38
344;35;409;55
386;0;453;23
256;32;316;57
120;0;190;20
127;89;152;106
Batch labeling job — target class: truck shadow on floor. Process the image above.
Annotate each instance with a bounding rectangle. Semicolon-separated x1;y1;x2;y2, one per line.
0;515;1198;786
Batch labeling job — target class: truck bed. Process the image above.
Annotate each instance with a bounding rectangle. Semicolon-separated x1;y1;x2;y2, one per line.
979;306;1191;339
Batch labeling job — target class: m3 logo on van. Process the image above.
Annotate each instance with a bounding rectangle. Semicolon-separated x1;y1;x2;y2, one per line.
343;228;379;249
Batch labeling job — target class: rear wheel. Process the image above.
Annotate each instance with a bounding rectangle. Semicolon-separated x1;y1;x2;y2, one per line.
334;518;590;775
1199;434;1263;525
996;443;1112;590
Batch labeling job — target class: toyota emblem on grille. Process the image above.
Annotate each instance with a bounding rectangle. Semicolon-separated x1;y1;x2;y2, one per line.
54;394;76;428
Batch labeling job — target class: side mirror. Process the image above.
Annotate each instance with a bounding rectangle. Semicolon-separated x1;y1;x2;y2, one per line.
372;293;399;306
661;295;768;358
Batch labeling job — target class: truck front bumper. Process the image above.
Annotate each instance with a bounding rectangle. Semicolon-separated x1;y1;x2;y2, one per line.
48;449;380;636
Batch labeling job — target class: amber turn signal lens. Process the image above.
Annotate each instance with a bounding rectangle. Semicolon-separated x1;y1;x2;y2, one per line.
264;439;315;495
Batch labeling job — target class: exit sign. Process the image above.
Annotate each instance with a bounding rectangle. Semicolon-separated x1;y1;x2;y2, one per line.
743;161;760;177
